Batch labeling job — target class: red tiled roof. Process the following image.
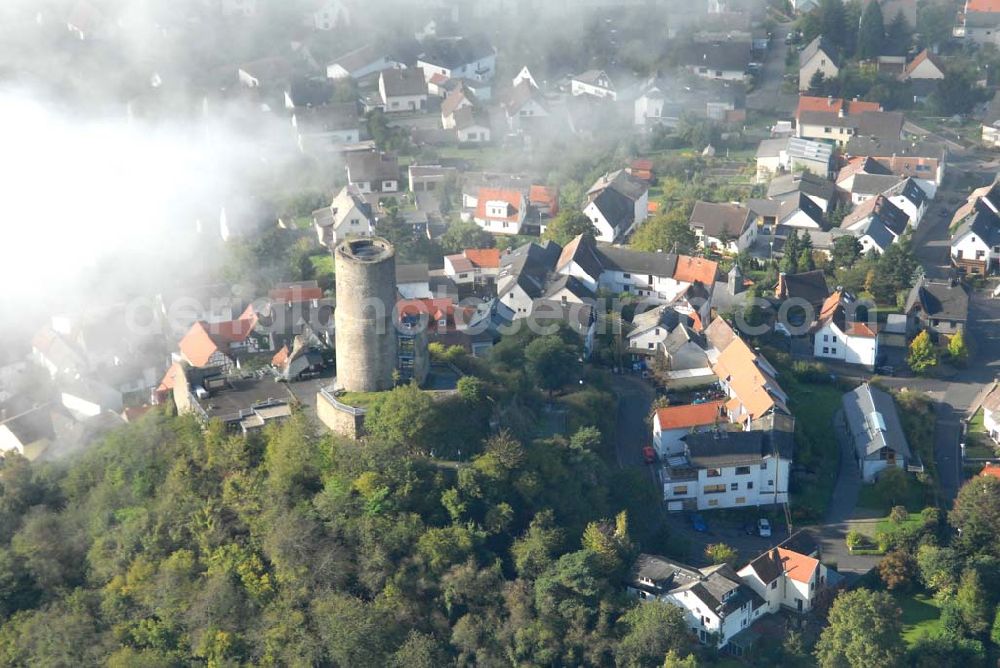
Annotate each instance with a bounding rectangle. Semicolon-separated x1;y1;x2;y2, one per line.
397;298;476;329
655;400;726;430
981;463;1000;479
901;49;945;79
464;248;501;268
777;548;819;584
847;322;877;337
157;362;183;393
271;345;290;367
673;255;719;286
632;158;654;171
968;0;1000;12
178;316;256;367
269;285;323;303
796;95;880;118
529;185;559;214
475;188;522;222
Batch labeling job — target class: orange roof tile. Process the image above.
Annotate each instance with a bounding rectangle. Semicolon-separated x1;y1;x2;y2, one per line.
981;463;1000;479
475;188;522;222
271;345;290;367
847;322;877;337
655;400;726;430
179;322;223;367
968;0;1000;12
714;337;781;420
777;548;819;584
464;248;501;269
673;255;719;286
157;361;183;393
796;95;880;118
529;185;559;214
269;285;323;303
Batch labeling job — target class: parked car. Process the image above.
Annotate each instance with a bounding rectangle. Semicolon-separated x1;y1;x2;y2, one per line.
642;446;657;465
875;365;895;376
758;518;771;537
691;514;708;532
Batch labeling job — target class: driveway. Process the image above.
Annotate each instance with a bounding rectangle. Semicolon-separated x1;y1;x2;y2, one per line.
611;374;655;472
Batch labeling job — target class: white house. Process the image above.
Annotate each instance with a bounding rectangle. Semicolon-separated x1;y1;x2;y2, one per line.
570;70;617;100
441;86;476;128
737;547;830;614
417;37;496;83
453;107;491;143
798;36;840;91
512;66;539;89
842;383;915;482
661;428;792;510
583;170;649;243
326;44;395;80
951;214;1000;275
652;400;727;456
472;188;527;235
899;49;946;81
810;291;878;368
312;184;374;248
291;103;360;152
344;151;400;194
379;68;428;113
980;382;1000;443
688;201;758;252
627;554;767;649
443;248;501;285
0;405;53;460
502;80;549;130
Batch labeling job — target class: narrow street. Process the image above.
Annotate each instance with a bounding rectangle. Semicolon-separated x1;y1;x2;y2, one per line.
747;24;798;114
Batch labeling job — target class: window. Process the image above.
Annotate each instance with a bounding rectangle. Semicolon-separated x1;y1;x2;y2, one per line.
824;127;832;133
647;342;654;349
768;480;774;486
623;273;631;279
832;336;838;343
703;484;726;494
730;482;739;491
736;496;746;504
654;328;660;336
735;466;751;475
760;463;767;470
747;481;753;489
707;468;721;477
823;335;828;342
823;347;829;354
771;580;778;590
673;486;688;495
950;321;956;328
707;499;719;506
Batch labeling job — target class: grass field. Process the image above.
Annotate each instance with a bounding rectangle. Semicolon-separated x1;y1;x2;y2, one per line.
965;409;996;459
779;372;847;519
336;391;383;408
897;592;944;645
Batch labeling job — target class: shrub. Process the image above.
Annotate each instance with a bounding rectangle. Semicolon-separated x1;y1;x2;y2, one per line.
846;530;866;550
889;505;909;524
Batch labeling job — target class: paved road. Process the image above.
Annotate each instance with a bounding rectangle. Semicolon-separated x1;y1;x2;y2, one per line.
747;24;798;114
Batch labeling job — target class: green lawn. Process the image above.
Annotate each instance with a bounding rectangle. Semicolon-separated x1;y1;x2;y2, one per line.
875;512;923;538
336;391;384;408
965;409;997;459
857;478;928;514
897;592;944;645
780;373;848;520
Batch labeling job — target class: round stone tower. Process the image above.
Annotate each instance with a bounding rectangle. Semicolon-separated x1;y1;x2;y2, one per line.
334;237;397;393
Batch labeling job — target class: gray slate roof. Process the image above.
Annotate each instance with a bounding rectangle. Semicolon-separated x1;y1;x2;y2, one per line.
842;383;911;460
904;276;970;323
800;36;839;68
381;68;427;97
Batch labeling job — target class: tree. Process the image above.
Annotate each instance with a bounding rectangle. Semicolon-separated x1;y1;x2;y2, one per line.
950;476;1000;558
704;543;738;566
797;248;816;273
956;568;992;635
440;220;495;253
808;70;829;96
511;510;566;578
780;229;800;274
662;649;699;667
857;0;886;60
878;549;916;591
884;11;912;56
630;206;698;254
917;1;954;49
615;601;693;667
819;0;849;51
908;635;986;668
929;65;989;116
543;211;598;245
907;330;938;374
832;235;862;269
947;330;969;366
814;589;905;668
390;631;449;668
363;383;436;452
525;335;579;395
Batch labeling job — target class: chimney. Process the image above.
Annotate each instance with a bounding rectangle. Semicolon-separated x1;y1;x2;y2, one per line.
827;95;833;107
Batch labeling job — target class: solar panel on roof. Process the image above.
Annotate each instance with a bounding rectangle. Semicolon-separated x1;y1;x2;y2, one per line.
868;411;887;432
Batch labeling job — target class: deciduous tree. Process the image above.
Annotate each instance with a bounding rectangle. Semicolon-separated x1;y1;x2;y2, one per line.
814;589;905;668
